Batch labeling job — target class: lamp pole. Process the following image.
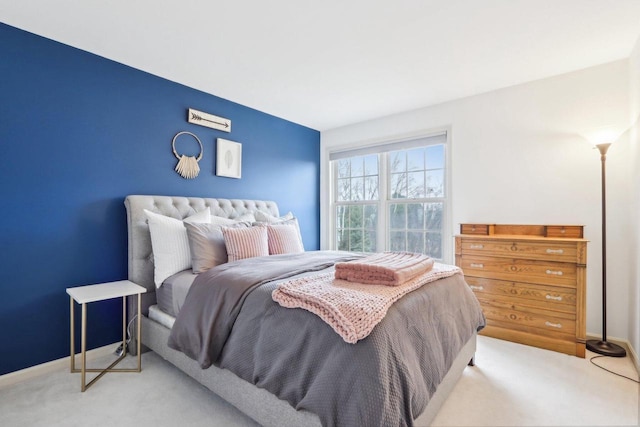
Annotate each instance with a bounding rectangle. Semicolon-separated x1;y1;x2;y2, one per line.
586;143;626;357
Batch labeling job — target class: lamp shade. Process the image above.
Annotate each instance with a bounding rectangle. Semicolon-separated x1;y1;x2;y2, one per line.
584;126;623;147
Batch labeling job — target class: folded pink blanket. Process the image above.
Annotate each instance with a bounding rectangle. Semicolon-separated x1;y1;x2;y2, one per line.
334;251;434;286
272;263;461;344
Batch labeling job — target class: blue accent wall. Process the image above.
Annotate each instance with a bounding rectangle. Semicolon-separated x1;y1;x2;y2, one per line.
0;23;320;375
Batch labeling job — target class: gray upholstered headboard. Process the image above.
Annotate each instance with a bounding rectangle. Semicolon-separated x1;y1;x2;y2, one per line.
124;195;279;316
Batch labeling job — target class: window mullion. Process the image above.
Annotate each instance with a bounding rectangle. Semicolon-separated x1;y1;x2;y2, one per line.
331;160;340;249
379;152;389;251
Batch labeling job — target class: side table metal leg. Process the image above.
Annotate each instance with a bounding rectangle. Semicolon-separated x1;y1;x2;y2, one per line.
137;293;142;371
122;296;126;352
81;302;87;392
69;297;75;373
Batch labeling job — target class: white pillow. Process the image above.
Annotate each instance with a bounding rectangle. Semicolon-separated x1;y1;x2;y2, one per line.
145;208;211;287
254;211;294;223
211;213;255;226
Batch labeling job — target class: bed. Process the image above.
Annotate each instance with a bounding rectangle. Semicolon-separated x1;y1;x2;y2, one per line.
124;194;485;427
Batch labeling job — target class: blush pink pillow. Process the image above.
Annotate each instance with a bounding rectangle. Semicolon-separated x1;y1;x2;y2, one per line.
222;226;269;262
267;223;304;255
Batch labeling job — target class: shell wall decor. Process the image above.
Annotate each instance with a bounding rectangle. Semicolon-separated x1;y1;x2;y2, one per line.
172;131;203;179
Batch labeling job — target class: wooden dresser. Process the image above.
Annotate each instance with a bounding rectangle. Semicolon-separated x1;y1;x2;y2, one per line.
455;224;587;357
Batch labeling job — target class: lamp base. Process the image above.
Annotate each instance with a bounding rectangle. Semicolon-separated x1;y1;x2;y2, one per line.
586;339;626;357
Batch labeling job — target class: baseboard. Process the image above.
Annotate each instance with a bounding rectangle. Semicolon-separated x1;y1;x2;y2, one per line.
0;342;119;389
586;333;640;374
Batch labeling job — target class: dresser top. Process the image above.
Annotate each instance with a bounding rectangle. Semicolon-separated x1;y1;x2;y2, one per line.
457;233;588;243
458;223;586;240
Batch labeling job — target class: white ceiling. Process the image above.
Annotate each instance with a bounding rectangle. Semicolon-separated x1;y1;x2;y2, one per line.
2;1;640;131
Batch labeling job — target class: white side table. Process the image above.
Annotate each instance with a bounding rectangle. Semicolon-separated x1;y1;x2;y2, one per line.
67;280;146;391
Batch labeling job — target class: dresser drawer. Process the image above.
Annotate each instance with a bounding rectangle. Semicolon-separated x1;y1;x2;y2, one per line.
479;325;580;355
460;224;491;235
478;298;576;336
466;277;576;313
546;226;583;238
460;256;576;287
460;239;577;263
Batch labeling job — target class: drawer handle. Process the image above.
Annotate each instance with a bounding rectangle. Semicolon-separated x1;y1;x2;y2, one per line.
546;269;563;276
469;244;484;249
470;263;484;268
545;321;563;329
469;285;484;291
545;294;563;301
546;249;564;254
510;244;518;251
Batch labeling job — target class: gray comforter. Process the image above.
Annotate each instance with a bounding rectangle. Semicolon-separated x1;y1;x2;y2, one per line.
169;251;485;427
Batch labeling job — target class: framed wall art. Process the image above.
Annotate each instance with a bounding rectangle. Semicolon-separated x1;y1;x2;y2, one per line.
216;138;242;179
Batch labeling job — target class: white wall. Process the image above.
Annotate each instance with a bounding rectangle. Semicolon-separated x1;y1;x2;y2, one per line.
629;36;640;361
321;60;631;341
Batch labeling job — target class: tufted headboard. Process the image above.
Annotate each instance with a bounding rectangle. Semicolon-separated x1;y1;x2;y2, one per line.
124;195;279;316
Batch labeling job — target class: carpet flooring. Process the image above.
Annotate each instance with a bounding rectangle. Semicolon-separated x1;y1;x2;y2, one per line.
1;335;638;427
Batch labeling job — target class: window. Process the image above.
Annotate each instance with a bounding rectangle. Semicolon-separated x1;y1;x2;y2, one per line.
335;155;379;252
330;133;448;260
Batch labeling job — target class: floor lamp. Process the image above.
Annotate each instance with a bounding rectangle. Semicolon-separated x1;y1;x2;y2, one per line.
585;142;626;357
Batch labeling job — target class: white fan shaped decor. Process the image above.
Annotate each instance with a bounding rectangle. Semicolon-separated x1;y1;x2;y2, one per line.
172;131;203;179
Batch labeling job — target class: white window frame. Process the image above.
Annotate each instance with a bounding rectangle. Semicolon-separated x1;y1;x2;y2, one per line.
327;130;452;263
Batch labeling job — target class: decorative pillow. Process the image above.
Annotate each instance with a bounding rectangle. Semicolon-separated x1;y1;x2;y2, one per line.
236;213;256;224
185;221;249;273
144;208;211;287
267;223;305;255
254;211;294;223
222;225;269;262
210;215;238;226
254;211;304;250
211;213;255;226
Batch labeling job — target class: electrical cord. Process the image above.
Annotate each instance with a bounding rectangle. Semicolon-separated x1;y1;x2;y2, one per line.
114;314;138;356
589;355;639;383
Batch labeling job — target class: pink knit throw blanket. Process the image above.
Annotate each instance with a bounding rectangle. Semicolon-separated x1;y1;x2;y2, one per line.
334;251;434;286
272;263;461;344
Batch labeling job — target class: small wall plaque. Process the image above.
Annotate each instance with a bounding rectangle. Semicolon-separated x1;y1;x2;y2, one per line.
188;108;231;132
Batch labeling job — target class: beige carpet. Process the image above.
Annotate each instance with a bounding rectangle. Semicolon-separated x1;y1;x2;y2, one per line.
1;335;638;427
431;336;639;427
